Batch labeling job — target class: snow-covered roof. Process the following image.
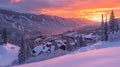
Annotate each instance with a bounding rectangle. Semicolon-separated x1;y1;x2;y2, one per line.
34;38;41;42
55;40;62;43
83;33;93;38
46;42;52;45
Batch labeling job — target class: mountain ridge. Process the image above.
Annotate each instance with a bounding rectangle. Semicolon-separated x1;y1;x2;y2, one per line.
0;8;98;44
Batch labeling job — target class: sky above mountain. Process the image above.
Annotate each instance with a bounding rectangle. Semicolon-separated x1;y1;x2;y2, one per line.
0;0;120;21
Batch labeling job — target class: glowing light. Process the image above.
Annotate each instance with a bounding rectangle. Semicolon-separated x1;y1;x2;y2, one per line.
41;7;120;22
10;0;22;3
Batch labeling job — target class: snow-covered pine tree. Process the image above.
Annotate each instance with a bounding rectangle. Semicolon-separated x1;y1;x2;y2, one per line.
66;37;72;51
29;39;35;49
109;10;119;33
1;28;7;44
25;44;32;59
77;34;85;47
115;19;119;32
25;39;34;59
108;30;120;41
77;35;86;47
18;37;26;64
52;40;59;51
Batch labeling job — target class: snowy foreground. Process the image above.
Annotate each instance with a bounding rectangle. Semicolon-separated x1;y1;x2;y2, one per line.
14;41;120;67
0;43;19;67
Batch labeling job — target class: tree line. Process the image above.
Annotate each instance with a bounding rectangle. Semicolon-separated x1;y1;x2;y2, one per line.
101;10;119;41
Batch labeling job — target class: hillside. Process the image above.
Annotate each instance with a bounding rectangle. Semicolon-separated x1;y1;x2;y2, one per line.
14;41;120;67
0;9;99;45
0;9;98;35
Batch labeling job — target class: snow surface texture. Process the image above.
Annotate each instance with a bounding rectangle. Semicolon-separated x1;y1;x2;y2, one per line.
14;41;120;67
25;49;69;64
0;43;19;67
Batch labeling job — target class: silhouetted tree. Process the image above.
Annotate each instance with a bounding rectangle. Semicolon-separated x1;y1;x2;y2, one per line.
18;37;26;64
25;44;32;59
101;15;109;41
101;14;104;29
1;28;7;44
109;10;119;33
101;14;105;41
104;22;108;41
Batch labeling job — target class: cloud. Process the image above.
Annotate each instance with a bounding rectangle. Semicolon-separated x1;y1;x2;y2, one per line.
0;0;90;12
0;0;120;21
10;0;22;3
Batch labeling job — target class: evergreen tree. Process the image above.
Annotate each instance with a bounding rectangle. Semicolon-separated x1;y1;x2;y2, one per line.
101;14;105;41
77;35;85;47
25;39;33;59
115;19;119;32
104;21;108;41
1;28;7;44
109;10;119;33
52;40;59;51
101;15;109;41
101;14;104;28
25;44;32;59
18;37;26;64
66;37;72;51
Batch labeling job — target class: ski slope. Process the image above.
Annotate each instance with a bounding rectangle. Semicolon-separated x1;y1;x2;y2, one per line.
14;41;120;67
0;43;19;67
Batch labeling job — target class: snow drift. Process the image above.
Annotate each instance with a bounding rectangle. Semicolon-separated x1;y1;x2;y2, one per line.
0;43;19;67
14;41;120;67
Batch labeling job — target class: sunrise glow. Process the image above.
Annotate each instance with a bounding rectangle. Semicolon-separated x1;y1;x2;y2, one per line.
0;1;120;67
1;0;120;21
10;0;22;3
41;7;120;22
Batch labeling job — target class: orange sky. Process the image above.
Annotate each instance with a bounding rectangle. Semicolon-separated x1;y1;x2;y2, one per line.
1;0;120;22
39;0;120;22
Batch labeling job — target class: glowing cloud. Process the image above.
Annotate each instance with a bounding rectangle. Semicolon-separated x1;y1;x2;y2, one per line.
41;7;120;21
10;0;22;3
0;0;120;21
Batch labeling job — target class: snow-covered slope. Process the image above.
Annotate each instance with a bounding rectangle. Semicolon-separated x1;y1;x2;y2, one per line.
0;43;19;67
25;49;69;64
14;41;120;67
74;41;120;53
